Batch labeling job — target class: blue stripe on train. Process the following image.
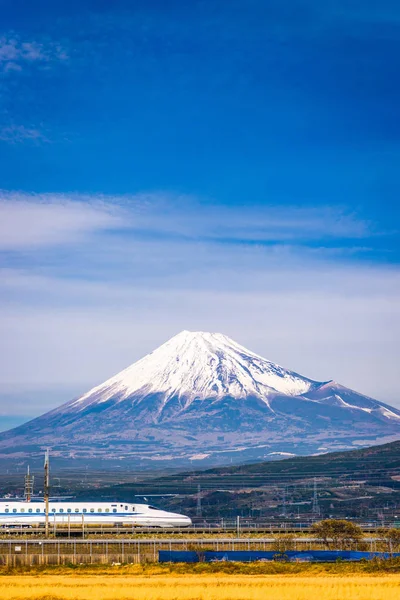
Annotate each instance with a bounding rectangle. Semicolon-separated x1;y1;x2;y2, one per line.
0;512;142;517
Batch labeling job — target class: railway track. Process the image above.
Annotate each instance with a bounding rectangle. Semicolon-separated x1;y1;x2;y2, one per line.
0;522;397;537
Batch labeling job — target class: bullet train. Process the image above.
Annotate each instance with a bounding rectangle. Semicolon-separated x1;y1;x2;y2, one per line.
0;501;192;528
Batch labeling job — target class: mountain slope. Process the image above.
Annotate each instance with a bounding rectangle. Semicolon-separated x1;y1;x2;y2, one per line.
69;440;400;521
73;439;400;499
0;331;399;468
48;330;322;421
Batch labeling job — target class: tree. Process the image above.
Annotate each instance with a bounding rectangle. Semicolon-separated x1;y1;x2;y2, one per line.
377;528;400;555
310;519;363;549
272;533;296;553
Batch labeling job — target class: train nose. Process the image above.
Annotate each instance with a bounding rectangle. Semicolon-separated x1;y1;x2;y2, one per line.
173;514;192;527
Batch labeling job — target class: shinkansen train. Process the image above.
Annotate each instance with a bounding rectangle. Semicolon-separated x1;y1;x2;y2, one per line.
0;501;192;528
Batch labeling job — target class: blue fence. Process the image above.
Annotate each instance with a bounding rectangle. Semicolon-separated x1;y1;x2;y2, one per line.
159;550;400;563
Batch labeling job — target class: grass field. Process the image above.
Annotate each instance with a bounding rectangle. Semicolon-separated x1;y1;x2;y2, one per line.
0;573;399;600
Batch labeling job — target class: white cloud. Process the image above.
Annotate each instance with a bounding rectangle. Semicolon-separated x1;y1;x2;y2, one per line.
0;35;69;145
0;34;68;73
3;61;22;72
0;192;398;418
114;192;371;242
0;191;372;251
0;125;48;144
0;193;126;249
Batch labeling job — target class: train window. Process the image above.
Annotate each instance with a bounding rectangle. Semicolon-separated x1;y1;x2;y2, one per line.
98;508;102;513
20;508;25;513
52;508;56;513
90;508;94;513
105;508;109;513
12;509;17;513
5;509;9;513
28;509;33;513
36;509;40;513
83;509;87;513
67;509;72;513
59;509;64;513
125;505;128;510
75;509;79;513
148;506;158;510
112;509;117;513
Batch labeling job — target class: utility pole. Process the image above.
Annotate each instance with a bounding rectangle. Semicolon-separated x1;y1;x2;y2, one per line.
196;484;202;517
44;449;50;538
312;477;320;516
281;486;287;518
24;465;34;502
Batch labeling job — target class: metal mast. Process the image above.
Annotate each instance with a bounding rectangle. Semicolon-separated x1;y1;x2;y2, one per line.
24;465;34;502
312;477;320;516
281;486;287;517
44;449;50;538
196;484;202;517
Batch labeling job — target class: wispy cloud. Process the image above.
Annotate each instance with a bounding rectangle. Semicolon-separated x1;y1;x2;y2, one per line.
0;191;373;252
130;194;370;243
0;125;48;144
0;34;68;73
0;34;69;144
0;191;397;414
0;193;125;249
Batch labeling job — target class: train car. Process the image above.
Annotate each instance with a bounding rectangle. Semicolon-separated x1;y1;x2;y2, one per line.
0;501;192;527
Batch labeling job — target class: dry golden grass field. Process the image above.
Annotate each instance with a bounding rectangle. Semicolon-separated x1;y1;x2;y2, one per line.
0;573;399;600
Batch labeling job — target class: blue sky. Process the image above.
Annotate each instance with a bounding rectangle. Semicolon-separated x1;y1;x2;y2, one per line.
0;1;399;428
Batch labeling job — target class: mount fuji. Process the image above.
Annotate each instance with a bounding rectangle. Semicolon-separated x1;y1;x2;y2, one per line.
1;331;399;467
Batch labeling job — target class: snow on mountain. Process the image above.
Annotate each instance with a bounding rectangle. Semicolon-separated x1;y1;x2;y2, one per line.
0;330;399;468
303;381;400;422
69;330;321;413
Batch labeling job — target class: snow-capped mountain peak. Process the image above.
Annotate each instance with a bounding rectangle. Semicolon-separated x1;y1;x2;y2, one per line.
2;330;400;468
71;330;320;411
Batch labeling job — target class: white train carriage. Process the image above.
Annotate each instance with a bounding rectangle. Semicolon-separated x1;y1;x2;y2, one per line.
0;501;192;528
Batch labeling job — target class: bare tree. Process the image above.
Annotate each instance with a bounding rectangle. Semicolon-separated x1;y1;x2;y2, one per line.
272;533;296;553
377;528;400;555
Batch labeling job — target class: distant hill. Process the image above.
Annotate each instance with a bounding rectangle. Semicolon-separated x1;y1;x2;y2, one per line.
76;440;400;499
206;439;400;480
